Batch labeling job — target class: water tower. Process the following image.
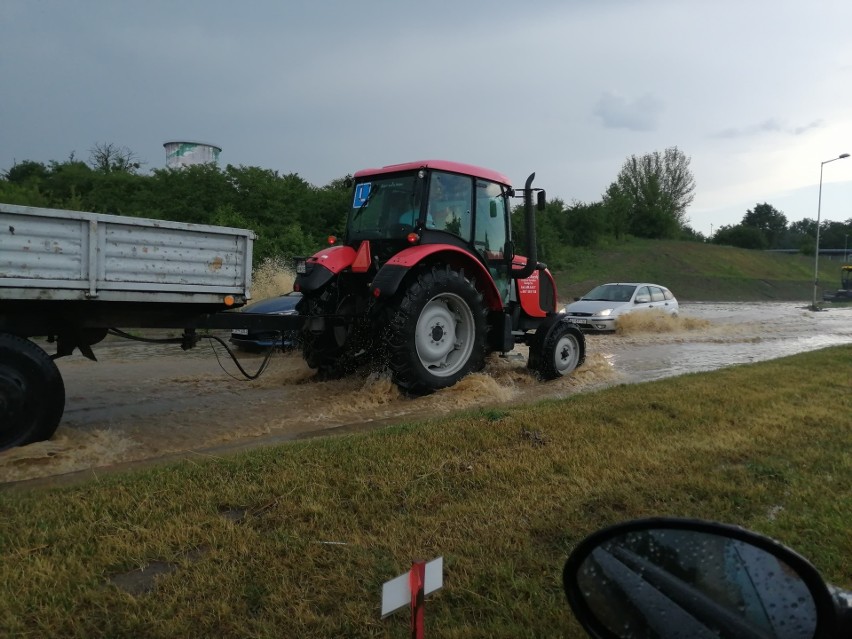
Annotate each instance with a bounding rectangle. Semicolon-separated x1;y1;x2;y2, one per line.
163;141;222;168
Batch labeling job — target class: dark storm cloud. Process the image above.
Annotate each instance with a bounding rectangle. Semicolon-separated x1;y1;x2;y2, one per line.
2;0;852;235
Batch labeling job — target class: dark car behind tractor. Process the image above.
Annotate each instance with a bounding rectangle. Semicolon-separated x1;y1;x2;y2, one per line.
292;160;585;395
229;292;302;351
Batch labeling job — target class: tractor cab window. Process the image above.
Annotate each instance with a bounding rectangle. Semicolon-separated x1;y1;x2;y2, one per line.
474;180;508;261
475;180;510;302
348;174;422;241
426;172;472;241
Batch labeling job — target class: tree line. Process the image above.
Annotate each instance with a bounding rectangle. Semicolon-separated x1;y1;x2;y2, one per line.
2;144;849;269
712;202;851;254
0;145;350;265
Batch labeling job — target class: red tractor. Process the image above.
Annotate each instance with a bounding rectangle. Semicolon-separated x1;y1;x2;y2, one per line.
293;160;584;394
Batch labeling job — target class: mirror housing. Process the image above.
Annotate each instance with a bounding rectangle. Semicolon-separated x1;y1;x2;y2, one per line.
503;240;515;262
563;518;839;639
537;190;546;211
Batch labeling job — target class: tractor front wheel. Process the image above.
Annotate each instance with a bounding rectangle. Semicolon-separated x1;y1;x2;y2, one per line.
528;319;585;380
387;267;487;395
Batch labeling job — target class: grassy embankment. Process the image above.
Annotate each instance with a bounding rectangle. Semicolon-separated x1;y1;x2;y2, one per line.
552;238;847;302
1;346;850;638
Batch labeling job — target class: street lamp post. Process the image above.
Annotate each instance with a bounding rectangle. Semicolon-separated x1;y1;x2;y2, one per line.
811;152;850;311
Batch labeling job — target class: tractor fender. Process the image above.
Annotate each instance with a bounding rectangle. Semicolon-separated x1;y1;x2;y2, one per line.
512;257;558;317
295;245;357;292
370;245;503;310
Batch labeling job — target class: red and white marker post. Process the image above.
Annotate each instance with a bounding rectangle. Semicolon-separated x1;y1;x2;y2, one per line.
381;557;443;638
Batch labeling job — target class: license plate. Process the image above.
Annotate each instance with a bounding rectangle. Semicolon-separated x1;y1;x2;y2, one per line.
232;329;249;335
565;318;584;323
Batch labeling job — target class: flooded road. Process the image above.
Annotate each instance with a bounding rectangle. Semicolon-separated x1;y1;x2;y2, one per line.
598;302;852;382
2;302;850;483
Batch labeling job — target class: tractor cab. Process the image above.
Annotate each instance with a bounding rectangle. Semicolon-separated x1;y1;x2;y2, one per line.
346;161;514;283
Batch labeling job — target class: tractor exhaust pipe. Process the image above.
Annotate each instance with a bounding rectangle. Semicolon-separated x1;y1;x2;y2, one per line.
513;172;539;280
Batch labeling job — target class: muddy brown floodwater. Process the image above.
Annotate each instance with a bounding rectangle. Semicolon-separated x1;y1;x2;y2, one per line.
2;302;850;483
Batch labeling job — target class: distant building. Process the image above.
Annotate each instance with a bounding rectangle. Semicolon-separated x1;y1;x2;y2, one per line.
163;141;222;168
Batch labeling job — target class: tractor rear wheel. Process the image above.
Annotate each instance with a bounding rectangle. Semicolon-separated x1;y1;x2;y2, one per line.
387;266;487;395
0;334;65;451
298;284;360;379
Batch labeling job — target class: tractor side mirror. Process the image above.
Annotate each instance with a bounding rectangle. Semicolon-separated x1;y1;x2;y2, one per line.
503;240;515;262
490;201;498;218
537;190;546;211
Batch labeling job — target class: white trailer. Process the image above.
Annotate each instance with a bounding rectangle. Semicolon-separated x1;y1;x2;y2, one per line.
1;202;265;450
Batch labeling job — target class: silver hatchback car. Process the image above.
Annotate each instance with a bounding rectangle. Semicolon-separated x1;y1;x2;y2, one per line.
562;283;679;332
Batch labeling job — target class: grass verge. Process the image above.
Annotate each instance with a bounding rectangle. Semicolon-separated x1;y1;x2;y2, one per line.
553;238;839;302
1;346;850;638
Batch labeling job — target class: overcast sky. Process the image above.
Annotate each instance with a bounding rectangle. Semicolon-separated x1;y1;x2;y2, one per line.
2;0;852;237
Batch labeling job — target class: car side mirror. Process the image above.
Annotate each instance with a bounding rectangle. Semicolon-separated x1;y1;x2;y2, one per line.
634;295;650;304
563;518;839;639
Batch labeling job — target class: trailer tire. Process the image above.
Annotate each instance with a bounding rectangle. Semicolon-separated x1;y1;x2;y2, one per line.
0;334;65;451
528;319;585;380
387;266;487;395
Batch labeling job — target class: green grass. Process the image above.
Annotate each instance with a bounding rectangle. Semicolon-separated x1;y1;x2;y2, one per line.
553;238;844;302
1;346;850;637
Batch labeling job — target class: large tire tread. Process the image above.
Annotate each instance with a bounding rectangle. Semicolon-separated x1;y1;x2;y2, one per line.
386;266;487;395
528;319;585;380
0;334;65;450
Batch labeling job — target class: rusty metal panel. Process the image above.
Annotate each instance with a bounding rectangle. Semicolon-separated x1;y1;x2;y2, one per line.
1;203;254;302
0;212;88;280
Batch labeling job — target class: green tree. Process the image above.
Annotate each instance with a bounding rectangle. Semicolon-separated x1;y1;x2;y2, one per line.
712;224;767;249
4;160;50;185
563;201;607;248
819;219;852;255
601;182;631;239
613;146;696;239
43;160;95;209
0;180;51;206
742;203;787;248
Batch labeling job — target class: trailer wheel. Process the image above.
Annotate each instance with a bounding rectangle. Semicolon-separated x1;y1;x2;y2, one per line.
387;266;487;395
528;319;585;380
0;334;65;451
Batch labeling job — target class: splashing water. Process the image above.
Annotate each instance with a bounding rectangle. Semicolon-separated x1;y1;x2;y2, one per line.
616;309;711;334
250;257;296;302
